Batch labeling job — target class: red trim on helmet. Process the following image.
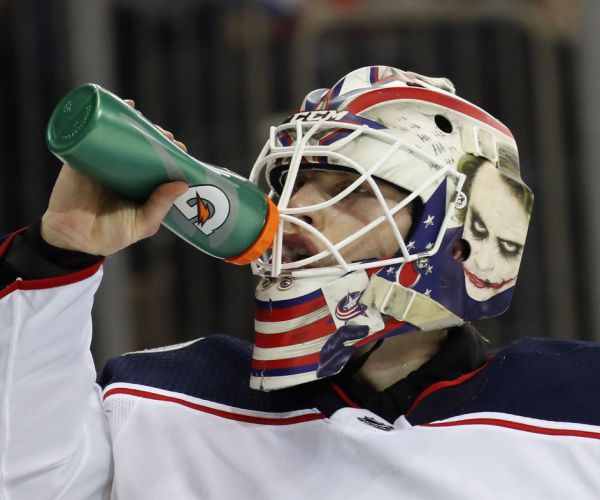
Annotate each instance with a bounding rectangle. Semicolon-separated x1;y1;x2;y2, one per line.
398;262;420;287
352;318;406;348
255;315;336;348
255;295;328;322
251;352;321;370
345;87;513;139
365;265;383;278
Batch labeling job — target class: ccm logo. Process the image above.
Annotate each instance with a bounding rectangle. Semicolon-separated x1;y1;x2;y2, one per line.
290;110;349;123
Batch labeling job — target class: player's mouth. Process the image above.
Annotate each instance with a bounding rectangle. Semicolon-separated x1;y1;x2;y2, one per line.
463;266;516;290
281;234;322;266
281;251;311;264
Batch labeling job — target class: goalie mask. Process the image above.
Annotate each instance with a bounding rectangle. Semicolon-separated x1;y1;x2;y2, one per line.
248;66;533;391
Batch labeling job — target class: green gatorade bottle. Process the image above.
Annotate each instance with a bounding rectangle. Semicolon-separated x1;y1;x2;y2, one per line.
46;83;278;264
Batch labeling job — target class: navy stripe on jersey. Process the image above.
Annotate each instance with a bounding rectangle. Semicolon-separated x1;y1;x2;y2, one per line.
98;334;334;414
100;333;600;426
407;337;600;427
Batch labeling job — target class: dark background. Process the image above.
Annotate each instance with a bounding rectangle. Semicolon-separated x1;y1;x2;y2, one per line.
0;0;594;366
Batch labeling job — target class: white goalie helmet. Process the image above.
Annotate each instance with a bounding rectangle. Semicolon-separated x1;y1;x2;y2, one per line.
248;66;533;391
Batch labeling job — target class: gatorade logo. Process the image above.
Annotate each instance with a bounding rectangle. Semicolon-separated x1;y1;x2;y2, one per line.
173;185;230;235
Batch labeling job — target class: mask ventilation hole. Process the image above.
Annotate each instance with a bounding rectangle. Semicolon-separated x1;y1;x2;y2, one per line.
452;239;471;262
434;114;453;133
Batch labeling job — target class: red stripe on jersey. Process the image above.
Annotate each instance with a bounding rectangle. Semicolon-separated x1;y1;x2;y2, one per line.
0;263;104;300
345;87;513;138
330;383;361;408
0;229;104;299
423;417;600;440
251;352;321;370
0;228;24;257
254;316;335;348
104;387;325;426
405;357;492;417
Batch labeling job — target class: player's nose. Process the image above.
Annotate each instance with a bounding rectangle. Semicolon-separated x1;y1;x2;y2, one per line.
286;181;328;230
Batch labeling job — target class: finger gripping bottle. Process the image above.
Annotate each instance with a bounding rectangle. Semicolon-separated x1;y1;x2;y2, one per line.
46;83;278;264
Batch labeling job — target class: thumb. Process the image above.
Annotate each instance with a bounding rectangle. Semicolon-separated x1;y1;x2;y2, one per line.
137;181;189;238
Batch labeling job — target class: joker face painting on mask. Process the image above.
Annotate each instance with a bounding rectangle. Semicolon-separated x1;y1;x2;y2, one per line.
459;156;532;302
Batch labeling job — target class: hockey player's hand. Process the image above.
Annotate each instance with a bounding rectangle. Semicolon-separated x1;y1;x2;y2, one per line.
41;101;189;255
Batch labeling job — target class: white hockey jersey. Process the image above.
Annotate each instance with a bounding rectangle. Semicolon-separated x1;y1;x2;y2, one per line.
1;254;600;498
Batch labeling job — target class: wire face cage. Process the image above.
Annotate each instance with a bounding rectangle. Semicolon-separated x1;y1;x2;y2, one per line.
250;118;466;278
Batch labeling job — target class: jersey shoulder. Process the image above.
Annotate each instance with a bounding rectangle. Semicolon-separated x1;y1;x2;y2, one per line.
408;336;600;426
98;334;317;413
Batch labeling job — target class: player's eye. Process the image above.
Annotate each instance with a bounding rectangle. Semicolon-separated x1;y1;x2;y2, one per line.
329;180;351;197
290;172;310;195
332;179;372;198
353;183;372;195
291;179;304;194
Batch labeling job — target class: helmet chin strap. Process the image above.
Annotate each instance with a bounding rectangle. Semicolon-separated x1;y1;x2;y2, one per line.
361;275;463;331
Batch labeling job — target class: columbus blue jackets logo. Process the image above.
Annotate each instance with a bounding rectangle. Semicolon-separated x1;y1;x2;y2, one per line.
335;291;368;321
172;185;230;235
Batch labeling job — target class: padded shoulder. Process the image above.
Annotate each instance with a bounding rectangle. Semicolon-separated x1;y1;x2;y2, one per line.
99;334;320;413
408;337;600;426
